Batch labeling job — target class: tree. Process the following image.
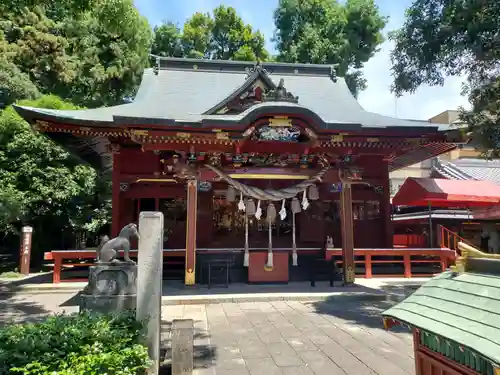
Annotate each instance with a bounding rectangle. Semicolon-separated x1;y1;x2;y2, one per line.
151;22;184;58
0;1;152;108
0;95;110;257
151;6;270;62
273;0;387;96
390;0;500;155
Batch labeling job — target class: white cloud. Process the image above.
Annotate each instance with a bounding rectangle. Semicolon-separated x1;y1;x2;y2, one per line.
358;40;469;121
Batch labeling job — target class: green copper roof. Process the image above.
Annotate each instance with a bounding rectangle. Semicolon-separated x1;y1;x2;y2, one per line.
14;57;449;132
383;265;500;366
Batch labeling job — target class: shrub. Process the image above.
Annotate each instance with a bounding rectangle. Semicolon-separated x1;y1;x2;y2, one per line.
0;311;152;375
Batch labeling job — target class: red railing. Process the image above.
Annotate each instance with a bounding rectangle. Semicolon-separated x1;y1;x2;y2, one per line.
393;234;426;248
438;225;474;255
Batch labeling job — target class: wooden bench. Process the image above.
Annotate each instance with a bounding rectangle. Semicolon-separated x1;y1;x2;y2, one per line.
171;319;194;375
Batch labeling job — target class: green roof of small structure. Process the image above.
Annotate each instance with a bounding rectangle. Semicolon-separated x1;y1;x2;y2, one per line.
383;256;500;367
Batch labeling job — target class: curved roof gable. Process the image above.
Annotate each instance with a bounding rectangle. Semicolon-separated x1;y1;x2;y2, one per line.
14;56;448;132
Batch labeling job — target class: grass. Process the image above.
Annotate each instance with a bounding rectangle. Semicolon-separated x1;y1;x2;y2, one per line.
0;271;25;279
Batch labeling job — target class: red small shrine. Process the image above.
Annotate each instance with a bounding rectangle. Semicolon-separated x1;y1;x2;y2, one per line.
14;57;461;285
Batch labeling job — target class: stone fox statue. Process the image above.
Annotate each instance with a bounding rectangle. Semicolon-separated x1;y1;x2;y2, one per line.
97;223;140;263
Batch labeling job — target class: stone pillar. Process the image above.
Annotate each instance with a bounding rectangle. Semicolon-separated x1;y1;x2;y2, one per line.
185;180;198;286
111;144;121;237
137;211;164;375
340;182;355;285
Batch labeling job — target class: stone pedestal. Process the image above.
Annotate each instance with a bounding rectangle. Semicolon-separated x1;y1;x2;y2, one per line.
79;263;137;313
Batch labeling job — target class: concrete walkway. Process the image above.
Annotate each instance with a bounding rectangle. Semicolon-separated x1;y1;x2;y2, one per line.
0;290;415;375
163;300;415;375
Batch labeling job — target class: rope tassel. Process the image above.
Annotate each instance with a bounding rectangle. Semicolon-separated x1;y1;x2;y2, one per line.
244;215;249;267
267;218;273;268
292;212;298;266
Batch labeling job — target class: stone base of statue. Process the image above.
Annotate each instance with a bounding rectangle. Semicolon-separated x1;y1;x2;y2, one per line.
79;263;137;314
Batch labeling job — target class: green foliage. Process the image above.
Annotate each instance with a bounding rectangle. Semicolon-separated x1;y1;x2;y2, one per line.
151;5;270;61
0;95;110;240
273;0;387;96
390;0;500;155
1;1;152;108
0;311;151;375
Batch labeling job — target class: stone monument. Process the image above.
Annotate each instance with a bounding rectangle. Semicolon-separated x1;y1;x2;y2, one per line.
79;223;140;313
136;212;164;375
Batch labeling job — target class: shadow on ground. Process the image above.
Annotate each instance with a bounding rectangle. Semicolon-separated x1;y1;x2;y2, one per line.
0;284;52;325
159;319;216;375
309;283;419;334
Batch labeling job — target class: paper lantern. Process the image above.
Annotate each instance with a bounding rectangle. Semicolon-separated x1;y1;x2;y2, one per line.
246;199;256;216
308;184;319;200
267;202;277;223
291;197;301;214
226;186;236;202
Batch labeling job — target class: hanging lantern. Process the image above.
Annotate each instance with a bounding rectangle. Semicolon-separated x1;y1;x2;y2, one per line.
308;184;319;200
291;197;301;214
226;185;236;202
246;199;256;216
267;202;277;224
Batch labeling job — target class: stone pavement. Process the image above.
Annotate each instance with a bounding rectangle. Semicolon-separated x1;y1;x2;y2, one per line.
1;291;416;375
162;300;415;375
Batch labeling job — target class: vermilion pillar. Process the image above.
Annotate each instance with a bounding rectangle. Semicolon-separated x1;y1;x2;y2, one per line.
185;179;198;285
111;144;121;237
381;162;393;247
340;182;355;285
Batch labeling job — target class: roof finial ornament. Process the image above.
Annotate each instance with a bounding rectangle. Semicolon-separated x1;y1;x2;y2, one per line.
329;66;337;82
245;60;267;79
262;78;299;103
153;56;160;76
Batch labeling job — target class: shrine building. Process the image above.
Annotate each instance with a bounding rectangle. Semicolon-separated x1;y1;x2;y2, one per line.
14;57;462;285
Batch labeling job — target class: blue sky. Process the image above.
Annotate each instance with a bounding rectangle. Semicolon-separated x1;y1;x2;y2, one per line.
134;0;468;121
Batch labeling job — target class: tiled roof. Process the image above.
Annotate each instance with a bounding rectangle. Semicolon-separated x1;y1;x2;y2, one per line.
14;57;449;132
434;158;500;185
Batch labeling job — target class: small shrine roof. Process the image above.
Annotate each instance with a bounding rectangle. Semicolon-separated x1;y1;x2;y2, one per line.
14;57;448;132
383;250;500;368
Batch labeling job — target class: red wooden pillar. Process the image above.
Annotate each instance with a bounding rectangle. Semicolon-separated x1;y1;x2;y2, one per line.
111;144;121;237
340;182;355;285
185;179;198;285
382;163;393;248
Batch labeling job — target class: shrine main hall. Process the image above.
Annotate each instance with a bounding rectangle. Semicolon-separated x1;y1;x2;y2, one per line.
14;57;461;285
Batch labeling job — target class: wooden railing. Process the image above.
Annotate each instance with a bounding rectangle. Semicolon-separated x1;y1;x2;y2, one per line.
438;225;474;254
326;248;456;279
45;247;457;283
393;234;426;248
